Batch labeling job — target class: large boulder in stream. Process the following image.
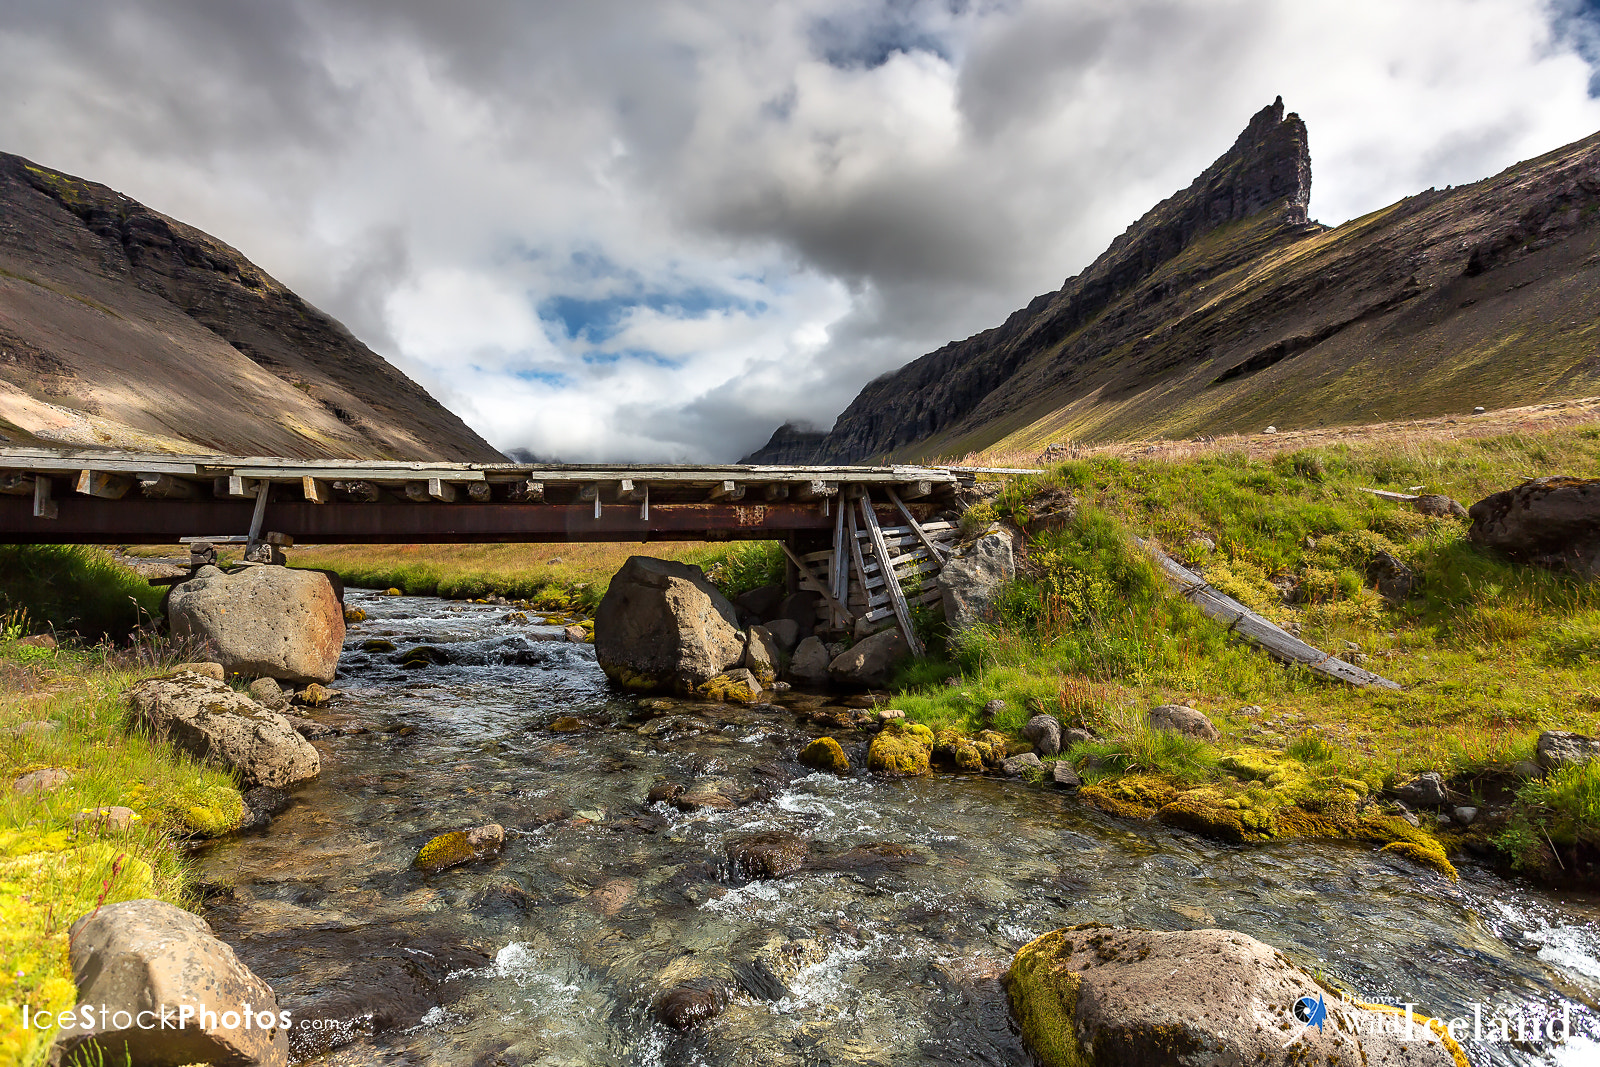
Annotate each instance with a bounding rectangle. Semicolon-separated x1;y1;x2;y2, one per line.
1468;476;1600;577
1007;925;1464;1067
594;557;746;693
167;565;345;685
127;673;321;789
63;899;290;1067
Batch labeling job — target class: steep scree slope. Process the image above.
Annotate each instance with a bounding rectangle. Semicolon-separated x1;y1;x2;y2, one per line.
0;152;501;460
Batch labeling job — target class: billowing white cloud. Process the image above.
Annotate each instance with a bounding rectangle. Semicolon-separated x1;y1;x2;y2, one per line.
1;0;1597;460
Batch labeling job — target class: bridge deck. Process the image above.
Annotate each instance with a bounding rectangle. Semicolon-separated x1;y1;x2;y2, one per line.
0;448;980;544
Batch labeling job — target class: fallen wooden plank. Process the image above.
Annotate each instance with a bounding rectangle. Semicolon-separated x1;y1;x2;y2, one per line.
1138;538;1400;690
887;486;947;564
302;477;329;504
1359;488;1419;502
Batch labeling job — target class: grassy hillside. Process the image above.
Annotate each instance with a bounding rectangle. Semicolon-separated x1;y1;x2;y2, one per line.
894;421;1600;881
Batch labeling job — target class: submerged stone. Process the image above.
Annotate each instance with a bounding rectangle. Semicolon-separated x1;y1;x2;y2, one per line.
414;823;505;874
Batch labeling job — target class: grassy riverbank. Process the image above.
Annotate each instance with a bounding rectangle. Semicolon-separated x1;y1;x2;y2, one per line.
277;540;785;613
0;556;244;1067
895;423;1600;880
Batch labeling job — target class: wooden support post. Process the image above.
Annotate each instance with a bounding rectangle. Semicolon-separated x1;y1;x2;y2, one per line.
404;481;431;503
639;482;649;521
302;476;329;504
427;478;457;502
216;475;258;499
33;475;56;520
845;494;869;622
709;480;745;501
467;482;492;502
76;470;135;499
617;479;647;502
778;541;852;623
887;486;946;564
246;482;270;553
332;480;380;503
139;474;197;499
896;480;933;501
860;493;923;656
763;483;790;502
830;494;848;624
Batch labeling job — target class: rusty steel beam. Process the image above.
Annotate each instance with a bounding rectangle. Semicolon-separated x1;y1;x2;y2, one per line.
0;496;927;544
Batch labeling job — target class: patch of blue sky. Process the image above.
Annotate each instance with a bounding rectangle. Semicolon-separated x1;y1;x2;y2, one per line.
510;368;570;387
1552;0;1600;96
580;349;684;369
540;286;766;343
808;0;959;70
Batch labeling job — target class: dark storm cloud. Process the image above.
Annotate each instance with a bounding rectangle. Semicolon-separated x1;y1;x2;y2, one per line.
1;1;1598;460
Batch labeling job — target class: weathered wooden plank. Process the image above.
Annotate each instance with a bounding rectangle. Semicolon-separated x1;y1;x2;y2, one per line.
504;479;544;502
778;540;853;623
139;474;198;499
0;473;32;496
33;476;56;520
887;486;947;564
709;480;746;502
467;482;492;502
427;478;458;503
764;483;790;502
215;475;259;499
332;480;380;503
1359;488;1419;502
77;470;134;499
403;482;431;503
302;477;329;504
860;494;923;657
896;480;933;500
795;480;840;500
616;479;647;502
1139;538;1400;690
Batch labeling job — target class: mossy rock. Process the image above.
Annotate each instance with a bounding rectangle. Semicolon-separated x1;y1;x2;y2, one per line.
868;721;933;777
1004;929;1088;1067
343;606;368;623
362;639;398;653
384;587;404;596
800;737;850;774
415;823;505;874
1079;775;1177;820
697;670;761;704
179;785;245;836
1157;791;1276;843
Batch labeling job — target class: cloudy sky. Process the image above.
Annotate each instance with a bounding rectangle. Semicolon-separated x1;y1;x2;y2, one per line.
3;1;1600;461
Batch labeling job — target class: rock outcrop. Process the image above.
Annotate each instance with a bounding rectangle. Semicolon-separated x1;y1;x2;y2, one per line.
938;529;1017;634
828;629;910;688
63;899;290;1067
739;422;830;464
748;103;1600;461
1006;925;1463;1067
593;557;746;693
127;673;321;789
167;566;345;685
1469;477;1600;577
1147;704;1219;741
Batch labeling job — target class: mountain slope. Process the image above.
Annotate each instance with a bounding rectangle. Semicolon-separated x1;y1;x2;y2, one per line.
751;100;1600;463
0;152;501;460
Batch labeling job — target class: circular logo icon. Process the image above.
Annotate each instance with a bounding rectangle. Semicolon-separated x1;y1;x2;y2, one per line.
1293;997;1319;1024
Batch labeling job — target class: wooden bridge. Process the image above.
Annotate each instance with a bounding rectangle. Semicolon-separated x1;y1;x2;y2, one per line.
0;448;1019;654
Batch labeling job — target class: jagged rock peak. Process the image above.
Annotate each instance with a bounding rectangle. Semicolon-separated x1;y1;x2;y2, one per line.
740;422;827;464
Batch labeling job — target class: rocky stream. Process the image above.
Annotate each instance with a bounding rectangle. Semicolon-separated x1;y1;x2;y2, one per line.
193;590;1600;1066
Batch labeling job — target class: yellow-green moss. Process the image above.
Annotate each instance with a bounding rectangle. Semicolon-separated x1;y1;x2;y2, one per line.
800;737;850;774
1079;774;1177;819
1004;930;1090;1067
697;672;761;704
415;831;477;873
178;783;245;836
868;721;934;777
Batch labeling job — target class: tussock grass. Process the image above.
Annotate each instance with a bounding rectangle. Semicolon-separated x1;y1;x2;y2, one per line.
893;424;1600;869
0;546;164;643
0;633;241;1066
259;539;784;612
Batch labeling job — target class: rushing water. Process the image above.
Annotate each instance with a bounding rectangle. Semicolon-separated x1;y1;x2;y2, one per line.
197;590;1600;1066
